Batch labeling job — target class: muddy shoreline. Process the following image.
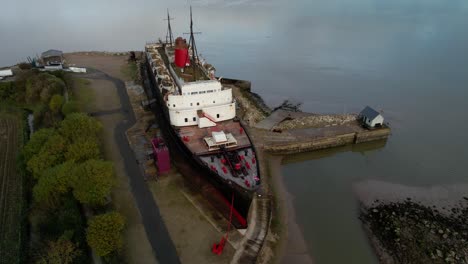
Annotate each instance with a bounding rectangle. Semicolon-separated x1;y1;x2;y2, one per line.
267;155;314;264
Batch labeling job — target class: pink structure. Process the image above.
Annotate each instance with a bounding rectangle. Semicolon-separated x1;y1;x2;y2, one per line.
151;137;171;174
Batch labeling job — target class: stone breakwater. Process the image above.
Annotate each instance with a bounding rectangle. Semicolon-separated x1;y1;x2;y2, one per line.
360;200;467;264
355;181;468;264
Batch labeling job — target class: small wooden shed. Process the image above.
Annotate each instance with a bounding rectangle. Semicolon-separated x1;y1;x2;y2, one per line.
359;106;384;128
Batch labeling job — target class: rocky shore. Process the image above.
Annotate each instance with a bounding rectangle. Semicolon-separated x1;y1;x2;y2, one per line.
273;114;357;130
355;181;468;264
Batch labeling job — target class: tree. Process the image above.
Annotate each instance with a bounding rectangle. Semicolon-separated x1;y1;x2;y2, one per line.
71;160;115;206
65;138;101;162
25;73;65;104
23;128;55;162
33;161;77;205
36;237;81;264
61;101;79;116
59;113;102;143
49;94;64;114
0;82;14;100
40;76;65;104
86;212;125;257
27;133;67;177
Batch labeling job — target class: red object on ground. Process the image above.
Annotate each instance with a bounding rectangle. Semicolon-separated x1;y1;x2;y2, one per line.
151;137;170;174
235;163;241;170
222;166;227;174
212;194;235;255
239;155;244;160
175;49;189;67
212;237;226;255
244;180;250;187
245;161;251;169
221;158;226;164
252;157;256;164
239;127;244;134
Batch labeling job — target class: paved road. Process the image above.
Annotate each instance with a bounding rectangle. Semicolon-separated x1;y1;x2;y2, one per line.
81;70;181;264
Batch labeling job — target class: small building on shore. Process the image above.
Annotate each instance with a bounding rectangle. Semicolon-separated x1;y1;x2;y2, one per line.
41;49;64;69
0;69;14;81
359;106;384;128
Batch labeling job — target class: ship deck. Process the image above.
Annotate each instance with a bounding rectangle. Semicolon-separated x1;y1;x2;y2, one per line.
177;120;251;155
165;46;210;82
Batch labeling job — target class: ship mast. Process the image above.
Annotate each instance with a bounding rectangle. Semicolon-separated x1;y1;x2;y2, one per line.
185;6;201;79
164;9;174;46
188;6;199;63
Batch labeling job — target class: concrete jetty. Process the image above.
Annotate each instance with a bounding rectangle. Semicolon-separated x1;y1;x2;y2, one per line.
257;114;390;155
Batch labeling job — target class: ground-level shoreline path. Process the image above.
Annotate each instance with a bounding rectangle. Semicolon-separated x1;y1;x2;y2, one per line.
82;69;180;264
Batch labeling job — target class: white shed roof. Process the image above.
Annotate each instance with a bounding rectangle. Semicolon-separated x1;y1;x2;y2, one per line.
360;106;381;121
212;131;227;143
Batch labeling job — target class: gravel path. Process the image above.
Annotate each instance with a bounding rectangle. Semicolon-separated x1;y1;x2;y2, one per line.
83;69;180;264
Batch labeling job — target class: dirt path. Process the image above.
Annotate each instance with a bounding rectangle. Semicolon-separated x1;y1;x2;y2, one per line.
66;53;178;264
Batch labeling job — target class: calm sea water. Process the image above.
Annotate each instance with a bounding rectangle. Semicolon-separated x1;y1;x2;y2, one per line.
2;0;468;263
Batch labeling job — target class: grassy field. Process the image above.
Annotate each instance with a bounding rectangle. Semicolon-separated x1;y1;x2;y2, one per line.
120;61;138;82
0;113;24;264
70;77;95;112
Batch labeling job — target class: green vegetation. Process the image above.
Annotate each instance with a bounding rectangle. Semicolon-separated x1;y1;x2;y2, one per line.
36;235;82;264
86;212;125;257
49;94;64;114
71;160;115;206
68;78;93;112
1;68;124;263
121;61;138;81
61;101;80;116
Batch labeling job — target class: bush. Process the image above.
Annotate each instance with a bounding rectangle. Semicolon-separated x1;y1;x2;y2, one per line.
23;128;56;162
36;237;81;264
33;194;89;263
0;81;15;100
61;101;79;116
64;138;101;162
71;160;115;206
86;212;125;257
33;161;77;206
18;62;32;70
27;133;67;177
59;113;102;143
49;95;64;114
25;73;65;104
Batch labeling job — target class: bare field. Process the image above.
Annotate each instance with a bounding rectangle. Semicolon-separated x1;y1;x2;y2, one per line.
148;175;235;264
65;52;130;80
0;114;22;264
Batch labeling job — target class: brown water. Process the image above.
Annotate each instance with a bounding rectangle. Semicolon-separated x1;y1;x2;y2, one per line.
2;0;468;263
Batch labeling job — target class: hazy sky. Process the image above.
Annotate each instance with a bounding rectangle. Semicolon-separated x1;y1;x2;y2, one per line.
0;0;280;66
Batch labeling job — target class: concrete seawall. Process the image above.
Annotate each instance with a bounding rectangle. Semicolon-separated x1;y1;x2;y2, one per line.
264;127;391;155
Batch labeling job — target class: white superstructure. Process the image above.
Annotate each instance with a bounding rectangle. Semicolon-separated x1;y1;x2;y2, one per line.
146;43;236;128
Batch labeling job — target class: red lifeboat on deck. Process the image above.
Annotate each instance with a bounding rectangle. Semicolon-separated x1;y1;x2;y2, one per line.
174;37;190;68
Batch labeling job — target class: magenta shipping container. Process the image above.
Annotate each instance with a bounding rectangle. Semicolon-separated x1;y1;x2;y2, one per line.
152;137;171;174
